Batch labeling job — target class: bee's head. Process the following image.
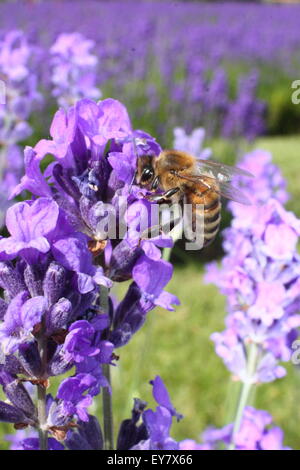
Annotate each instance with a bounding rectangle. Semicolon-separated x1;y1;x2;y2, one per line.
141;165;155;184
136;155;155;186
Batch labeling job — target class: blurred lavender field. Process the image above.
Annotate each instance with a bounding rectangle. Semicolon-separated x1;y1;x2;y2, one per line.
0;1;300;141
0;0;300;452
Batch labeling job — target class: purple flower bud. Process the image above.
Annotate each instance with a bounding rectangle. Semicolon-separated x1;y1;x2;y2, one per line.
117;398;148;450
46;298;73;335
109;323;133;348
0;262;26;298
2;379;36;420
110;283;150;347
43;262;67;306
109;240;143;282
0;354;25;376
69;291;97;322
47;396;71;428
150;376;183;422
0;298;8;320
47;346;74;377
24;264;44;297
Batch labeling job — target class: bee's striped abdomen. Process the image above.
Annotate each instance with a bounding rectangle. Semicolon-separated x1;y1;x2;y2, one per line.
203;196;221;246
185;180;222;249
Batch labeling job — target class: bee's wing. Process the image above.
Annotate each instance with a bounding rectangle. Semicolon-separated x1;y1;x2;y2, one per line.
216;180;252;205
175;172;252;205
196;159;254;180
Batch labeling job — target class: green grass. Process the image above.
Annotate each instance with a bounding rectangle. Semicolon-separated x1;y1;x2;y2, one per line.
256;136;300;216
1;135;300;449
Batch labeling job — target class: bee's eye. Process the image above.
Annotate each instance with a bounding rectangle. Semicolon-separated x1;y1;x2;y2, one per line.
141;167;154;182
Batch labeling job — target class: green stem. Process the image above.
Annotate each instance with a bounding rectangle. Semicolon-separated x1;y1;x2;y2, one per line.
162;221;183;262
99;285;114;450
37;328;48;451
102;363;114;450
228;342;258;450
37;383;48;450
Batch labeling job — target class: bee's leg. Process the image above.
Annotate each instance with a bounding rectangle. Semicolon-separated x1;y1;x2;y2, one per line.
139;215;182;240
141;188;182;240
145;187;180;204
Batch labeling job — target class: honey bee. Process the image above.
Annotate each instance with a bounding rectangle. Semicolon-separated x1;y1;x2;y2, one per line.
136;150;252;248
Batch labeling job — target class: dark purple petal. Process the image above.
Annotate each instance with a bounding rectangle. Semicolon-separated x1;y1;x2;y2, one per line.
76;415;103;450
0;400;28;424
18;342;42;378
4;380;36;419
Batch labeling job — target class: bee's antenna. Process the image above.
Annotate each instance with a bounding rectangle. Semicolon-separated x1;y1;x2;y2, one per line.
129;132;139;192
129;169;137;192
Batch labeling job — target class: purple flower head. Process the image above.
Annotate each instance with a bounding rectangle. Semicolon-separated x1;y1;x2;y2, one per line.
201;407;291;450
0;30;42;126
11;98;178;350
205;150;300;383
0;198;111;293
0;146;24;228
0;31;35;82
228;150;289;222
0;30;43;229
222;72;265;140
0;96;181;447
0;240;99;385
173;127;211;159
50;32;101;108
